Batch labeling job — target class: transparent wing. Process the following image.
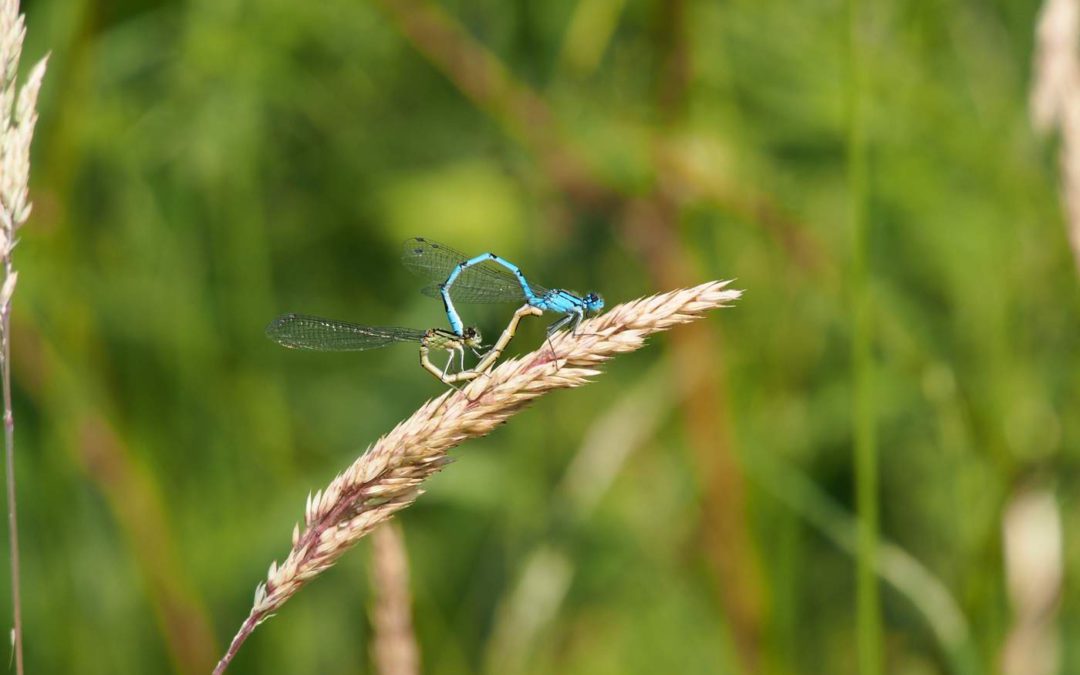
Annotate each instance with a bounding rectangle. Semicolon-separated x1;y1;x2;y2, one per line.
402;237;544;304
266;314;426;352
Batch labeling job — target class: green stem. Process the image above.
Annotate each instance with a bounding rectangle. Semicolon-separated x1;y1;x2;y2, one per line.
848;0;881;672
2;254;24;675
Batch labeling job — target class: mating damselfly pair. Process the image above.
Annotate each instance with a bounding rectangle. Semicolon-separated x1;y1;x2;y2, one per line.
266;238;605;386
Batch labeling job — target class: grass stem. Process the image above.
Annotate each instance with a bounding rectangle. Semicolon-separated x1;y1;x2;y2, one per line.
848;0;882;671
1;255;23;675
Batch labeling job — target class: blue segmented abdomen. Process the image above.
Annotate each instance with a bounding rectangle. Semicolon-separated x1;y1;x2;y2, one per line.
439;251;544;334
445;253;539;303
401;237;598;336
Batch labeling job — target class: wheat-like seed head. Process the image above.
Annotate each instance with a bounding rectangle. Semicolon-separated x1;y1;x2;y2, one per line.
214;280;741;674
1;0;47;268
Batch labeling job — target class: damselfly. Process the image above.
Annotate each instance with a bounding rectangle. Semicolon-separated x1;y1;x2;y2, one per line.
265;305;540;385
401;237;604;337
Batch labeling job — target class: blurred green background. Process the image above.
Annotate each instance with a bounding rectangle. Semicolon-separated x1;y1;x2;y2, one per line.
6;0;1078;673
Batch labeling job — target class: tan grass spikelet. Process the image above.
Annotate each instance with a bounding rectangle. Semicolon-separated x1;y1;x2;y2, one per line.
214;280;741;674
1032;0;1080;273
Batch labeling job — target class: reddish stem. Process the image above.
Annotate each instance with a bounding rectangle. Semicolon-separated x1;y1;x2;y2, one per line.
212;611;265;675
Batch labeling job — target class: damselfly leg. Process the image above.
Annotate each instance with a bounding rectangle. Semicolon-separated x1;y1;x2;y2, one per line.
438;304;541;385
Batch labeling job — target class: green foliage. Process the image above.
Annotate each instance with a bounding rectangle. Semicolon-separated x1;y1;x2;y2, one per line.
8;0;1078;673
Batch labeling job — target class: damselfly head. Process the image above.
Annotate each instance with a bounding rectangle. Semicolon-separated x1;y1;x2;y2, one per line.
583;292;604;315
462;326;483;348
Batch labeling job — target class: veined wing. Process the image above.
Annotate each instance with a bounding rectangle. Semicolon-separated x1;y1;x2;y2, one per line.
401;237;544;304
266;314;426;351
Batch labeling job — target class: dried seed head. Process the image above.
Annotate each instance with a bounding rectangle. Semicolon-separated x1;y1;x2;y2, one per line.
216;281;741;672
0;2;47;236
